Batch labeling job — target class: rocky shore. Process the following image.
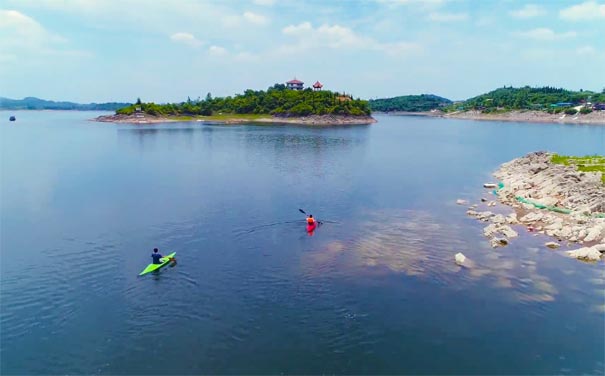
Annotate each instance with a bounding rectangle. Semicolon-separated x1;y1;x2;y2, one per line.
94;113;377;125
464;152;605;262
389;110;605;125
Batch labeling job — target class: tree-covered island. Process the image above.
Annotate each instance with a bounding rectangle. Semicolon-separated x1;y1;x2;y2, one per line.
98;83;375;125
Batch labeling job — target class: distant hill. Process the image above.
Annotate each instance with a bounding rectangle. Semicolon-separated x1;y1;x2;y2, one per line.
368;94;452;112
0;97;131;111
446;86;605;113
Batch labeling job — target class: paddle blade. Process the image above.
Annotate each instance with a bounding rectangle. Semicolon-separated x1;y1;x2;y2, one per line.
299;209;306;214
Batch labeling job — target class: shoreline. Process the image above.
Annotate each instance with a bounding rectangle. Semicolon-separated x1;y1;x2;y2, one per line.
94;113;377;125
464;152;605;261
386;110;605;125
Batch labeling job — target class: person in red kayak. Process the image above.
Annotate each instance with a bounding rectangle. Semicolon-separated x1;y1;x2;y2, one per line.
306;215;318;234
151;248;163;264
307;215;316;226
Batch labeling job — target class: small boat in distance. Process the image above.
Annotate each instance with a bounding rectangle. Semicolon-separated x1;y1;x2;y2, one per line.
9;116;16;121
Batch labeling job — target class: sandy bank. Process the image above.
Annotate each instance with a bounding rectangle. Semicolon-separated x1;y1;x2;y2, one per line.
94;113;377;125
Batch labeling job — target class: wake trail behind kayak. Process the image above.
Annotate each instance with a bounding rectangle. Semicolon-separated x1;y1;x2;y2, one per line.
232;219;339;239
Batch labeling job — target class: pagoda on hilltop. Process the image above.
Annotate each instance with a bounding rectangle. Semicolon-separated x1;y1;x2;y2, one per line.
286;78;304;90
312;81;323;91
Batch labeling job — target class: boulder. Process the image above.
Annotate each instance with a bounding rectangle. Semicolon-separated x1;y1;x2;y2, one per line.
520;212;544;223
483;183;497;188
567;246;603;261
500;225;518;238
455;252;466;265
506;213;518;224
477;211;494;221
483;224;499;237
545;241;560;249
493;214;506;224
491;237;509;248
456;199;468;205
584;226;604;243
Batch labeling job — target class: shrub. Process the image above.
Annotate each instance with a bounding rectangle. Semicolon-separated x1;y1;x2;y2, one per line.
580;107;592;114
564;108;578;115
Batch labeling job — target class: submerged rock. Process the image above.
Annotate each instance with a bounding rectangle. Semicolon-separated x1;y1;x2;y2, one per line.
491;237;509;248
456;199;468;205
545;241;560;249
455;252;466;265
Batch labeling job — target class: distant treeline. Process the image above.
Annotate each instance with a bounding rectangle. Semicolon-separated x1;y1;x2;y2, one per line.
369;94;452;112
0;97;131;111
117;84;371;117
447;86;605;113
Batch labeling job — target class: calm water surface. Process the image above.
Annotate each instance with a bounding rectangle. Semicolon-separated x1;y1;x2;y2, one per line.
1;111;604;374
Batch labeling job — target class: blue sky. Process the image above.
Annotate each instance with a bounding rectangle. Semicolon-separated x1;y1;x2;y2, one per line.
1;0;604;102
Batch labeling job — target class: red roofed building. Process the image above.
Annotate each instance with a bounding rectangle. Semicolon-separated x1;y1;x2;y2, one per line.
312;81;323;91
286;78;304;90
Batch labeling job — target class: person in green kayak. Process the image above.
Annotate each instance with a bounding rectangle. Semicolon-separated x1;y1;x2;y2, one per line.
151;248;163;264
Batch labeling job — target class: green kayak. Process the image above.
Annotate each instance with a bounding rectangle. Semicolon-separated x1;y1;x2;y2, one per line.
139;252;176;276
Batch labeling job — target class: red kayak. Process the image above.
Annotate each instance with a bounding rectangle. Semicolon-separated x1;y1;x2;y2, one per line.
306;222;317;232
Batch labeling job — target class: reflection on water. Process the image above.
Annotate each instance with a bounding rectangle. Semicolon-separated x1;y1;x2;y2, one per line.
303;208;602;307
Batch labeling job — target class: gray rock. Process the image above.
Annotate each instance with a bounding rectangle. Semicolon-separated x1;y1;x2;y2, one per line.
483;224;499;237
585;226;604;243
493;214;506;224
567;246;603;261
500;225;519;238
593;244;605;252
491;237;509;248
545;241;560;249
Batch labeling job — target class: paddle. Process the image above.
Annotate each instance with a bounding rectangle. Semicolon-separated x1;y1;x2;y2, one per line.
299;209;322;225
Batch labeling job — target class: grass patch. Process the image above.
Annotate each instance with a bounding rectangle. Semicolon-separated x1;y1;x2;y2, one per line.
551;154;605;183
170;113;271;121
203;113;271;121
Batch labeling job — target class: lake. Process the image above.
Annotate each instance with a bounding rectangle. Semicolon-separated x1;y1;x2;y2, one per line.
1;111;604;374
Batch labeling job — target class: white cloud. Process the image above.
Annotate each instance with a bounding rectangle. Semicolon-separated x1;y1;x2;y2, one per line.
576;45;596;55
170;32;203;47
223;11;269;27
281;22;421;57
560;1;605;21
514;28;577;41
208;45;228;56
428;12;468;22
510;4;546;18
243;11;268;25
0;9;66;46
253;0;275;6
375;0;444;7
0;9;91;60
